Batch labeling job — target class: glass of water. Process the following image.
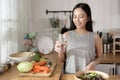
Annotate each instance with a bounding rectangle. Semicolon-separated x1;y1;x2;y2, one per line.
57;34;67;45
56;34;67;53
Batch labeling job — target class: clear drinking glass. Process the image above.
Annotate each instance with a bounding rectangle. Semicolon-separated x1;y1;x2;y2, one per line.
57;34;67;51
57;34;67;45
57;34;67;53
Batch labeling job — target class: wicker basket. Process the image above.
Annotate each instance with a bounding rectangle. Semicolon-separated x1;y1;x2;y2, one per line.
9;52;35;63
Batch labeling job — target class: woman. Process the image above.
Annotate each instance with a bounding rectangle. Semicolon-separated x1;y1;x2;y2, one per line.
55;3;103;73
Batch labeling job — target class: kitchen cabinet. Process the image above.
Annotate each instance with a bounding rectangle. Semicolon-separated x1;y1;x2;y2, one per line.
113;34;120;55
95;53;120;75
116;64;120;75
95;64;116;75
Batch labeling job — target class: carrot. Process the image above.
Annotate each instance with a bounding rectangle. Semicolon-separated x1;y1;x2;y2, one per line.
44;67;51;73
32;65;42;73
33;60;46;66
32;65;51;73
39;66;51;73
32;60;51;73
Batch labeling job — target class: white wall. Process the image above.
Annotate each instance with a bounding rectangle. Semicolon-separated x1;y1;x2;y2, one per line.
30;0;120;39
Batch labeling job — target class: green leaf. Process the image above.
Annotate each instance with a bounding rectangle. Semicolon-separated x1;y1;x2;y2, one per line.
32;54;41;62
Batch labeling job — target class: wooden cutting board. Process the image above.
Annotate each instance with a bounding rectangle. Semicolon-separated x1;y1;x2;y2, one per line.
19;62;57;77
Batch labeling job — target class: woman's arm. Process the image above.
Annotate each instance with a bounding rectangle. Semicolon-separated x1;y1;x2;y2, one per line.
86;33;103;70
54;32;68;62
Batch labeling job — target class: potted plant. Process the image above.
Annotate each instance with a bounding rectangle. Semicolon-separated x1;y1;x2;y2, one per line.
49;17;60;28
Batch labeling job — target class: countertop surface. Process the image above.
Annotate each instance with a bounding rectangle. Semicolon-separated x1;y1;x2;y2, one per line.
0;52;63;80
0;52;120;80
101;53;120;64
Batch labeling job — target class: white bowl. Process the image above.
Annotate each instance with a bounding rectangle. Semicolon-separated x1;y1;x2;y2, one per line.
74;70;109;80
9;52;34;63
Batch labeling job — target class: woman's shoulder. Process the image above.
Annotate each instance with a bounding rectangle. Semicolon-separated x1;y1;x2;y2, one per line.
63;30;74;39
67;30;74;33
89;32;98;36
64;30;74;35
88;32;100;40
91;32;101;41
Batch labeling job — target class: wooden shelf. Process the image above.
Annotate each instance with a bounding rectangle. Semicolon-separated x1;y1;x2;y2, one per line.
113;34;120;55
114;50;120;52
115;42;120;44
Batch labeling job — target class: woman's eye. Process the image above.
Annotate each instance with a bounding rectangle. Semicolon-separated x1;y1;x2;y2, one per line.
73;16;76;18
80;16;83;18
79;15;84;18
73;16;84;18
73;15;85;19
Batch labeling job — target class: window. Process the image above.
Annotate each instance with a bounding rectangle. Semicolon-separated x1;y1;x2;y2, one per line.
0;0;31;63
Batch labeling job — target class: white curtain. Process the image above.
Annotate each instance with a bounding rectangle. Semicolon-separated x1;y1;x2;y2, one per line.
0;0;31;63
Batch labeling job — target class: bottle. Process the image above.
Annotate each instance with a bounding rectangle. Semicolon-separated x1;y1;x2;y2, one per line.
0;64;4;74
0;60;13;75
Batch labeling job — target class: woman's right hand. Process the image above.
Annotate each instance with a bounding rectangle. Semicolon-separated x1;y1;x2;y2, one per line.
54;41;66;54
54;40;67;62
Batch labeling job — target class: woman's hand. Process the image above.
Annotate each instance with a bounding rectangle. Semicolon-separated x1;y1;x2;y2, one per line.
54;41;67;62
54;41;66;54
85;61;95;71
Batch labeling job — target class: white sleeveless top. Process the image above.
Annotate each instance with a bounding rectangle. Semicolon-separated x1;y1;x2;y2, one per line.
65;30;96;73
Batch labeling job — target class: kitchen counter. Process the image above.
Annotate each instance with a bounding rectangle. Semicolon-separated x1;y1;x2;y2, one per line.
0;52;63;80
0;52;120;80
101;53;120;64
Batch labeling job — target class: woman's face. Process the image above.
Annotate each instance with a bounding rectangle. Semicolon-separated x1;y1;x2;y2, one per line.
73;8;89;29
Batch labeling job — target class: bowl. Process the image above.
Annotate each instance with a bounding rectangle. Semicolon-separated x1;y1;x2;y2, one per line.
9;52;35;63
74;70;109;80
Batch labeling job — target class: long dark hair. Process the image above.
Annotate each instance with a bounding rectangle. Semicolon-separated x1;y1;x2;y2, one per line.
69;3;93;32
